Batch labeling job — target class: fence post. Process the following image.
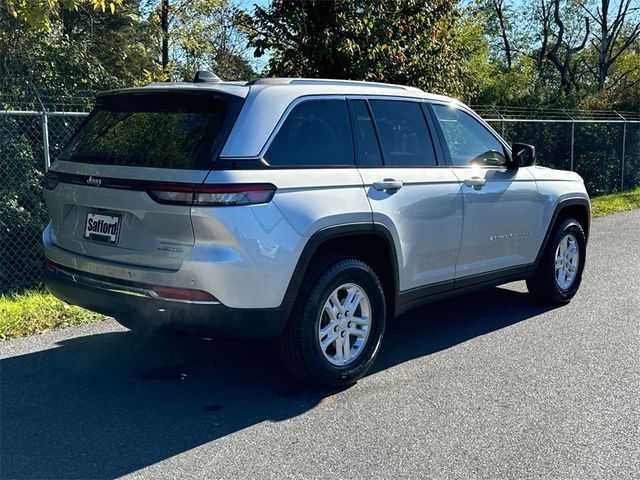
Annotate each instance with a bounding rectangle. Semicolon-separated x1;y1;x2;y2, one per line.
41;111;51;171
31;86;51;171
614;111;627;191
563;109;575;171
491;106;506;138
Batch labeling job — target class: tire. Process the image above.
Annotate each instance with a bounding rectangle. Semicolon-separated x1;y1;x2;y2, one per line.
527;217;586;304
281;257;386;389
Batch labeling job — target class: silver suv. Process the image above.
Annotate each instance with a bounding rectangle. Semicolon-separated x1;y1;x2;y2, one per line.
43;75;590;388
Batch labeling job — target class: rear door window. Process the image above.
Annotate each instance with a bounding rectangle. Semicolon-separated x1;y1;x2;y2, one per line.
368;100;437;167
264;99;354;167
61;92;242;170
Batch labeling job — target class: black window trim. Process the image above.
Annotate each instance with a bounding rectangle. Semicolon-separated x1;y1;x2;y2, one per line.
346;98;384;168
217;95;509;171
425;101;512;169
352;97;443;169
420;102;448;168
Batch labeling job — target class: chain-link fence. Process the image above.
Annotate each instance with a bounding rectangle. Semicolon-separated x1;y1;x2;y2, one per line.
0;97;639;294
474;106;640;195
1;95;88;293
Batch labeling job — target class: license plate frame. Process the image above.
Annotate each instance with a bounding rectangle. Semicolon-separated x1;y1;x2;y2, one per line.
84;212;122;245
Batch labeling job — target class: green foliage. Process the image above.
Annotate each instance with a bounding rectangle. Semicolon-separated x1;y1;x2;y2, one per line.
466;0;640;110
580;42;640;111
143;0;255;82
239;0;477;99
0;1;156;98
0;290;103;339
6;0;122;32
0;118;48;293
3;0;636;109
236;0;639;109
572;123;625;195
472;57;549;106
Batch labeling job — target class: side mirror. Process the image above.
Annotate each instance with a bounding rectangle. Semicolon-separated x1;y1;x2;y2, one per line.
510;143;536;167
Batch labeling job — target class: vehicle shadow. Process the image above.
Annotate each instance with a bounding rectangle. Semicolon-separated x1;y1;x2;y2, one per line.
0;285;556;479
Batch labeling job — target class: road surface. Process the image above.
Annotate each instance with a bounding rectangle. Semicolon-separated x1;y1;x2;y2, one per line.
1;210;638;479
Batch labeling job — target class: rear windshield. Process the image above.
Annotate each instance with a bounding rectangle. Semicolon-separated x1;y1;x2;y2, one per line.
60;92;242;169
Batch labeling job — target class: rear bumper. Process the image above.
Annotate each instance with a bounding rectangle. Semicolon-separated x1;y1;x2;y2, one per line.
44;266;290;338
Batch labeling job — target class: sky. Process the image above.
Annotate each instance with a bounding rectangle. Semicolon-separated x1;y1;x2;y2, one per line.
232;0;270;13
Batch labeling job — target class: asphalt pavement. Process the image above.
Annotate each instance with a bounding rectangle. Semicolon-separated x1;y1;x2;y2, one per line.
1;210;639;479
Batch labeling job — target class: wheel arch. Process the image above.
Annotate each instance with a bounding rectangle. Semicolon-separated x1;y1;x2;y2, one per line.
282;223;399;318
533;197;591;268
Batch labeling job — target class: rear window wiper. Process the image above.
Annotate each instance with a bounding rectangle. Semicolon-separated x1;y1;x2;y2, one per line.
70;151;115;165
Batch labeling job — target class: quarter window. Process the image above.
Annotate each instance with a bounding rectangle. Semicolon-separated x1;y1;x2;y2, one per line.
265;99;354;167
431;104;507;167
368;100;437;167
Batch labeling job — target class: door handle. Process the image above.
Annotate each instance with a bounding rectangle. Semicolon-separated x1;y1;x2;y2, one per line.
463;176;487;187
373;179;403;191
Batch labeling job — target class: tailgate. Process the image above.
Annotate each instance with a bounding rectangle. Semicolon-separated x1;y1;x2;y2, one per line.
43;90;244;270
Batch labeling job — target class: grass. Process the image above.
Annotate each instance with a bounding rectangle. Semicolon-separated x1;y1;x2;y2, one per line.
0;290;103;340
591;186;640;218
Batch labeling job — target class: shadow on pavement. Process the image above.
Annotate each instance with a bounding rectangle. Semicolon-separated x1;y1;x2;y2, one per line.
0;286;556;479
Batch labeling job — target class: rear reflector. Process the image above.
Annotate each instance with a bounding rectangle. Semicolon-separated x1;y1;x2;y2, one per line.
147;183;276;206
152;286;218;302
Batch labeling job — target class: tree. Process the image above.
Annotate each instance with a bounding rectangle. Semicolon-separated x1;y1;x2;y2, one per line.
1;0;156;98
580;0;640;92
476;0;515;69
237;0;476;99
494;0;514;68
546;0;590;95
462;1;563;106
476;0;640;107
5;0;123;32
496;0;596;101
143;0;255;81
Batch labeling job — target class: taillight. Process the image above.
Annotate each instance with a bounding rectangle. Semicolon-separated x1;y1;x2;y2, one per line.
44;171;60;190
194;184;276;206
147;183;276;206
146;184;194;205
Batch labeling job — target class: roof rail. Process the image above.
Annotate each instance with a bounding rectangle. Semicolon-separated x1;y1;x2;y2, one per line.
245;77;411;90
245;78;293;86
